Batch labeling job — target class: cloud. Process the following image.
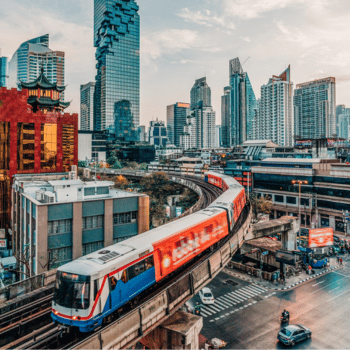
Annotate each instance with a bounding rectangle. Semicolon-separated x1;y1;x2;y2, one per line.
178;8;235;31
223;0;306;19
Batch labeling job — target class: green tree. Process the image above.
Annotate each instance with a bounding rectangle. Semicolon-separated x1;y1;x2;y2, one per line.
107;156;118;166
115;175;129;190
112;160;123;169
177;189;199;211
250;193;272;222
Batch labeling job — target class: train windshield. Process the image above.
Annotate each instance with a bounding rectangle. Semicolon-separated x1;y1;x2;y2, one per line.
54;272;90;310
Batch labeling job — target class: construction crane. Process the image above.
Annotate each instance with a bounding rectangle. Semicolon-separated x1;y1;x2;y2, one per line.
242;56;250;66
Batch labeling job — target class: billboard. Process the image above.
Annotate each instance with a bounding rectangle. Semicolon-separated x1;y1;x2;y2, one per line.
0;239;7;248
153;211;229;281
207;173;223;190
309;228;333;248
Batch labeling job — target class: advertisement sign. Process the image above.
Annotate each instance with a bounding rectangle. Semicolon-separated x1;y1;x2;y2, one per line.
165;206;171;218
0;239;7;248
275;250;301;265
309;228;333;248
175;207;183;217
153;211;229;281
207;174;223;189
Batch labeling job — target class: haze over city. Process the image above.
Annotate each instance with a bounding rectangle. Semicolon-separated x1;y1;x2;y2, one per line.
1;0;349;127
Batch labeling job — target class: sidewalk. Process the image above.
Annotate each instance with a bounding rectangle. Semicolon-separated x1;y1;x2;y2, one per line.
225;256;343;291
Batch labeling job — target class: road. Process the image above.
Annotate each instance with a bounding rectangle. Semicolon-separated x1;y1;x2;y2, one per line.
195;260;350;349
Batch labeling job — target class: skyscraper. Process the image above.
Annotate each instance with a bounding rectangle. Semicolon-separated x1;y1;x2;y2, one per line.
8;34;65;98
294;77;336;139
190;77;211;109
336;105;348;137
94;0;140;139
0;49;8;88
80;82;95;131
338;109;350;140
255;66;293;146
221;58;256;147
148;120;168;147
167;103;190;146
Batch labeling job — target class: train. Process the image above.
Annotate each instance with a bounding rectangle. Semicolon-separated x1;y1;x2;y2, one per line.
51;172;246;332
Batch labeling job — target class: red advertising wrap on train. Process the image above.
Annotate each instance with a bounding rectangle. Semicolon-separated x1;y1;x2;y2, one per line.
309;228;334;248
153;211;229;281
207;173;223;189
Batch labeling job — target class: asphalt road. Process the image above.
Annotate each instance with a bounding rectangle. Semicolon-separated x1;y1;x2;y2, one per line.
197;260;350;349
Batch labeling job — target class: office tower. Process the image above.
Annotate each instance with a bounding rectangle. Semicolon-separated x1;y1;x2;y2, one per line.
256;66;293;146
221;58;257;147
138;125;147;142
94;0;140;138
190;77;211;109
251;99;260;141
294;77;336;139
8;34;65;98
336;105;349;137
0;49;8;88
338;109;350;140
167;103;190;146
148;120;168;147
80;82;95;131
215;125;222;148
180;103;216;149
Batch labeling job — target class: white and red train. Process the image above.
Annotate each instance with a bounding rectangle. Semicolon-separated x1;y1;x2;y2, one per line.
51;172;246;332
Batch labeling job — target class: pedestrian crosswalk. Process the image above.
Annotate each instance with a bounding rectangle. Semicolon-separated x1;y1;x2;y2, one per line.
200;285;267;317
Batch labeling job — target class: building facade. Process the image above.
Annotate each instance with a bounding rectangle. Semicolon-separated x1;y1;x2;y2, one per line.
338;109;350;140
167;102;190;146
80;82;95;131
336;105;350;138
94;0;140;137
78;131;107;162
8;34;65;99
222;58;256;147
148;120;167;147
190;77;211;109
0;87;78;245
215;125;222;148
0;50;8;88
294;77;336;139
12;175;149;277
255;66;293;147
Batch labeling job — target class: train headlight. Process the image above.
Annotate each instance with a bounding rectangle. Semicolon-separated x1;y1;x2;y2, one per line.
54;310;58;315
72;316;77;320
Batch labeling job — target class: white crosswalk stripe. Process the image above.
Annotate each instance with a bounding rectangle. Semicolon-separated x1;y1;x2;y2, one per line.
199;284;268;317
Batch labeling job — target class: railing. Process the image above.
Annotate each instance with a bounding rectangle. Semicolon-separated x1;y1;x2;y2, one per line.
72;205;252;350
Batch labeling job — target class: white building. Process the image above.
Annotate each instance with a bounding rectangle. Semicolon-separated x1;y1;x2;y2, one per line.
148;120;168;147
255;66;293;147
80;82;95;131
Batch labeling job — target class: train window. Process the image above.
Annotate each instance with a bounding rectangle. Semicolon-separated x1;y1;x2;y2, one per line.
128;261;145;279
139;250;150;258
110;276;117;291
145;256;154;270
94;280;98;300
121;270;128;283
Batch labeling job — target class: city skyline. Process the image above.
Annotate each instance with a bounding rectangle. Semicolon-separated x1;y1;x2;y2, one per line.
0;0;350;129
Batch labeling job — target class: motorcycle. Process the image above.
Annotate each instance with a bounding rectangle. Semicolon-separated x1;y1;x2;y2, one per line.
280;313;290;324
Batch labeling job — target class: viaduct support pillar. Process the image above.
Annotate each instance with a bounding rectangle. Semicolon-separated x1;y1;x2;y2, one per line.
140;311;203;350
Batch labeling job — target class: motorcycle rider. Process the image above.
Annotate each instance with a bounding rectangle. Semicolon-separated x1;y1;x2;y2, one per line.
195;302;201;315
281;309;290;320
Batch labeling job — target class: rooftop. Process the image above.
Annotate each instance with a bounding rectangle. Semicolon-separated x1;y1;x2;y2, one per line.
262;158;322;164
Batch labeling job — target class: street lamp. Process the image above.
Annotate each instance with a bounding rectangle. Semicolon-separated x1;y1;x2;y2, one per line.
342;210;349;237
292;180;308;242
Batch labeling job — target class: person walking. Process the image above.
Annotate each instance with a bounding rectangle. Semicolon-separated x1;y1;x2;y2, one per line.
307;265;312;275
340;258;343;266
337;256;340;265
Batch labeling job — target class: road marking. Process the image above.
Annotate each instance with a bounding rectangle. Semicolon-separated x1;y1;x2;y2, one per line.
310;277;346;294
329;286;341;292
200;309;213;317
222;294;238;304
312;280;325;287
228;293;247;302
215;299;232;308
333;271;350;278
239;288;260;297
328;288;350;302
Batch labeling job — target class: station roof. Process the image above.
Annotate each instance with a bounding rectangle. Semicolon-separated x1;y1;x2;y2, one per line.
262;158;321;163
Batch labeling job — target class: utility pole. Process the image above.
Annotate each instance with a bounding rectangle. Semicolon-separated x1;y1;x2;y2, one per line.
292;180;308;242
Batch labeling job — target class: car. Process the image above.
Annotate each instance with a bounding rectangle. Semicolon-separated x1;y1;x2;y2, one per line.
333;235;340;244
199;287;215;305
278;324;312;346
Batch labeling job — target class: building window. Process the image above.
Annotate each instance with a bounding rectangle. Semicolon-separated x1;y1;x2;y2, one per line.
48;219;73;235
32;204;36;218
274;195;284;203
84;188;95;196
113;236;132;244
113;212;137;225
286;196;297;205
300;198;309;207
82;215;104;230
82;241;104;255
49;246;72;268
96;187;109;195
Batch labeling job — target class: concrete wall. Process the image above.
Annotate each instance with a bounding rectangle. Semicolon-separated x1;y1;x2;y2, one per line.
104;199;114;247
36;205;48;275
138;195;150;234
72;202;83;260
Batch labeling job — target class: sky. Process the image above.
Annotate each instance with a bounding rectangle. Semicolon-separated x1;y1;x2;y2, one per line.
1;0;350;128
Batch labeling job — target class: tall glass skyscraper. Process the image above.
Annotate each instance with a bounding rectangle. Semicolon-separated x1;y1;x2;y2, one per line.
222;58;257;147
94;0;140;141
0;50;8;88
80;82;96;131
190;77;211;109
8;34;65;99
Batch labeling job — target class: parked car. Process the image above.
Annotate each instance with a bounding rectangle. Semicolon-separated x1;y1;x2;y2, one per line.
278;324;312;346
199;287;215;305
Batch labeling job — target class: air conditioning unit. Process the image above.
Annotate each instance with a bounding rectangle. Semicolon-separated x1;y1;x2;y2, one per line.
83;168;91;178
68;171;76;180
71;165;78;172
44;192;55;204
35;189;45;202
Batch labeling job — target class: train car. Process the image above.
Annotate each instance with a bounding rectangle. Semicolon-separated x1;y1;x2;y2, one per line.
52;207;229;332
205;172;224;190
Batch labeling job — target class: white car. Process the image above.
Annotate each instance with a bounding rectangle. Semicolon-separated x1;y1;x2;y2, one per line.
199;287;215;305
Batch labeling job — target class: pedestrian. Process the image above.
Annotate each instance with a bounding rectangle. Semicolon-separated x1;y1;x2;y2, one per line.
308;265;312;275
337;256;340;264
340;258;343;266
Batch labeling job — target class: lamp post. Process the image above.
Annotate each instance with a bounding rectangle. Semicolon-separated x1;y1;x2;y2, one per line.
343;210;349;237
292;180;308;242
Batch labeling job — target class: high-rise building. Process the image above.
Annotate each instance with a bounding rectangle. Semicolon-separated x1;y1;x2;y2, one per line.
338;109;350;140
255;66;293;146
222;58;257;147
0;49;8;88
215;125;222;148
167;103;190;146
148;120;168;147
294;77;336;139
336;105;349;137
94;0;140;137
138;125;147;142
80;82;95;131
190;77;211;109
8;34;65;99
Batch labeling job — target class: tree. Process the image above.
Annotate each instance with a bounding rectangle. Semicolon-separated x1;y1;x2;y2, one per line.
112;160;123;169
115;175;129;190
176;189;199;211
250;193;272;222
107;156;118;166
78;160;86;168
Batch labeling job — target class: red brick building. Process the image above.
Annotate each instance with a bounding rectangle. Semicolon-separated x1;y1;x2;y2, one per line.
0;86;78;243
